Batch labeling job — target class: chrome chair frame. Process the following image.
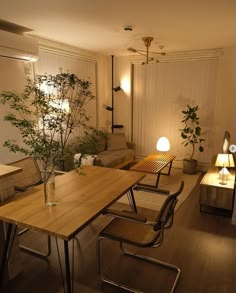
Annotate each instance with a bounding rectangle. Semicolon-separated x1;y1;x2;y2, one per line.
97;181;184;293
8;157;52;258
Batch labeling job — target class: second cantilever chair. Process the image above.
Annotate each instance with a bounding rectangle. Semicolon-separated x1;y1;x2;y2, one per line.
8;157;51;257
97;181;184;293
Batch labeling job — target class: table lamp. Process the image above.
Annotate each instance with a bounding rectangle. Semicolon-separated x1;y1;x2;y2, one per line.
156;137;170;152
215;153;235;185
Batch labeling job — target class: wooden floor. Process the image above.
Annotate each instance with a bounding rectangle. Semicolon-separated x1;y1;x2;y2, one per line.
1;175;236;293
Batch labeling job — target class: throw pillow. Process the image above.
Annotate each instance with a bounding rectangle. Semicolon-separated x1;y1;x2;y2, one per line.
74;153;97;167
107;133;128;151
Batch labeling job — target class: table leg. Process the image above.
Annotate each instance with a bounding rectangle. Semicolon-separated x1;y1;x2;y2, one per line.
127;189;137;213
64;241;72;293
155;173;161;188
134;173;170;194
160;160;173;176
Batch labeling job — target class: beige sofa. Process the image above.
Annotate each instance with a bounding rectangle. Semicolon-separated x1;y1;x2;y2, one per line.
72;133;136;170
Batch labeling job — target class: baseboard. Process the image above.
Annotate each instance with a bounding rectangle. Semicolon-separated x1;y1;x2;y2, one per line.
173;160;208;172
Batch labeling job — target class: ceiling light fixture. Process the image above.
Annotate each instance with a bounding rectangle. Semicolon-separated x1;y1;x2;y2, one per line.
128;37;166;65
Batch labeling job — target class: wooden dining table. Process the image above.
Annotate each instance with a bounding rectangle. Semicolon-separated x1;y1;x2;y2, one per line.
0;165;144;293
0;164;22;201
0;164;22;179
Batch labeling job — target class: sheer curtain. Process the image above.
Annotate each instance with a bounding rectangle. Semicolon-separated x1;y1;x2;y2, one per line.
36;50;97;134
132;58;220;165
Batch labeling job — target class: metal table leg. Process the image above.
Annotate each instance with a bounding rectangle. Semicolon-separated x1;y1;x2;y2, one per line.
64;240;72;293
127;188;137;212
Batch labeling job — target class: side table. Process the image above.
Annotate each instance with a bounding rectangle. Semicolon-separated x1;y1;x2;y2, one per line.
200;167;235;216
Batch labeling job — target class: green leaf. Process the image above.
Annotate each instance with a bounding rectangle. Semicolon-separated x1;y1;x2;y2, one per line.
180;104;205;157
195;126;201;136
199;146;204;152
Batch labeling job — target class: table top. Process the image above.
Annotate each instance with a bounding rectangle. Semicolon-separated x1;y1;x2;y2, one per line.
130;153;176;174
0;166;144;241
0;164;22;179
200;167;235;190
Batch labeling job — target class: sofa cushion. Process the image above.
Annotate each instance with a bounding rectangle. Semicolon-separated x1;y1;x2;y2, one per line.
96;149;135;167
94;154;122;168
107;133;128;151
74;153;97;166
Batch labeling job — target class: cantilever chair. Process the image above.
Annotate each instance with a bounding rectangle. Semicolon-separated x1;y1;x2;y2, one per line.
8;157;51;257
97;181;184;293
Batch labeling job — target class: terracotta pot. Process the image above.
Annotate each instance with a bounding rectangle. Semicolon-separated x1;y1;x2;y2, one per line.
183;159;197;174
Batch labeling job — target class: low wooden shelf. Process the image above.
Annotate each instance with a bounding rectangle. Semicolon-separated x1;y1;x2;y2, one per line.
200;167;235;215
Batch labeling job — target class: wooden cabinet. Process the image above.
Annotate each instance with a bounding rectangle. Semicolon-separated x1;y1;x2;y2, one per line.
200;167;235;214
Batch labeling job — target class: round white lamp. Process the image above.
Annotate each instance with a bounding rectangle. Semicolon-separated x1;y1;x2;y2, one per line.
156;137;170;152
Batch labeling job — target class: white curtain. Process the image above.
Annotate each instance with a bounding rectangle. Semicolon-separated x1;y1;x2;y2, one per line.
36;51;97;135
132;58;219;165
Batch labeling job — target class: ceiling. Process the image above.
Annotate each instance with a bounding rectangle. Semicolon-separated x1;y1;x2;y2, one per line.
1;0;235;56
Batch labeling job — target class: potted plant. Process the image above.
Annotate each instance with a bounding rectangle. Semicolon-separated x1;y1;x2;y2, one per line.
179;104;205;174
0;72;95;205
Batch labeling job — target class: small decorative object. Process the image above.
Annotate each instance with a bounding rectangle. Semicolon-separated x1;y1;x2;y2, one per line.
156;137;170;152
179;104;205;174
215;153;235;185
42;170;56;206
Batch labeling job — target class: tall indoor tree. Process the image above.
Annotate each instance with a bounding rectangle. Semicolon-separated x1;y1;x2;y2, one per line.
0;72;95;200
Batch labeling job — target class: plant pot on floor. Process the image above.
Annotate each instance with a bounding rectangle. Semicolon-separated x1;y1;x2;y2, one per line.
183;159;197;174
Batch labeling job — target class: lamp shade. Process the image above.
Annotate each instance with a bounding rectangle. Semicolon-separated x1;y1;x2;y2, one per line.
215;153;235;168
156;137;170;152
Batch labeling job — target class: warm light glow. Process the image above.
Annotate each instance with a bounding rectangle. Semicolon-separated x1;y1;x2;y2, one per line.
215;154;235;168
50;99;70;113
121;77;130;94
156;137;170;152
215;153;235;185
24;55;38;62
39;82;70;113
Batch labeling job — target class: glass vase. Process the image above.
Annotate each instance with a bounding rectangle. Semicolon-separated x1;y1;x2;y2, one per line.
42;170;57;206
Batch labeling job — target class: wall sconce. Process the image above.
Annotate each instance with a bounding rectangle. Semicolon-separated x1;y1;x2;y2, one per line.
215;153;235;185
105;105;113;111
156;137;170;152
113;85;122;92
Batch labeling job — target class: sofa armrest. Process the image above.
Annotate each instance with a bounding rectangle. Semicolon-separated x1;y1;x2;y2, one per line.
94;157;103;166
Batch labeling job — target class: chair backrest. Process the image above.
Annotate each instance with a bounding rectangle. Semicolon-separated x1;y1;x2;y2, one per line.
153;181;184;231
8;157;42;191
